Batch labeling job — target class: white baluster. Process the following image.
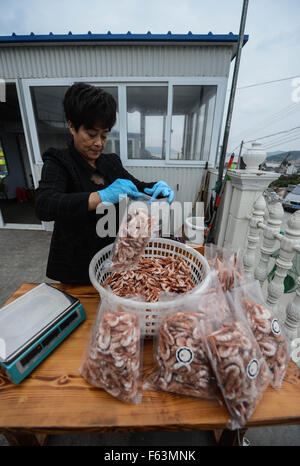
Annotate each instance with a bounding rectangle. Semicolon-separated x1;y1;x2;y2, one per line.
284;277;300;343
254;201;284;286
266;211;300;312
243;194;266;280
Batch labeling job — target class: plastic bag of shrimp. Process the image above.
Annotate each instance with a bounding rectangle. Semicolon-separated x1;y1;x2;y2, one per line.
204;244;245;292
199;285;272;430
230;280;290;390
102;195;160;273
143;273;220;401
78;294;146;404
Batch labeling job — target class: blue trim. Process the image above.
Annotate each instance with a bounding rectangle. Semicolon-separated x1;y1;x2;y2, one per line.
0;31;249;45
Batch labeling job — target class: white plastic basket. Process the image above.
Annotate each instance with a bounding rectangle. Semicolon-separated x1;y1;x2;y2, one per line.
89;238;211;338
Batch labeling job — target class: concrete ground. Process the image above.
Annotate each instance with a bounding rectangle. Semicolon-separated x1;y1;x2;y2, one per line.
0;228;300;446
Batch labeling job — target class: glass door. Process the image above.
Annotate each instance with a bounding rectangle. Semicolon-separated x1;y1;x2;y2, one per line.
0;83;41;227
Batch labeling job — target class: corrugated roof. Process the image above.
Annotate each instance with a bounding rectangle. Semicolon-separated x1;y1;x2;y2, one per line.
0;31;249;45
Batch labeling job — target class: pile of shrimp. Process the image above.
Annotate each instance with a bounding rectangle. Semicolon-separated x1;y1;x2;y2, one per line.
241;298;289;389
79;308;142;403
104;256;195;302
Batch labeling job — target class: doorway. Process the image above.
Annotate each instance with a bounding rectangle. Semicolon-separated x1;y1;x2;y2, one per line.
0;83;40;227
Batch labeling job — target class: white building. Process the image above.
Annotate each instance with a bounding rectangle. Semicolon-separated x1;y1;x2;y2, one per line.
286;163;297;175
0;31;248;229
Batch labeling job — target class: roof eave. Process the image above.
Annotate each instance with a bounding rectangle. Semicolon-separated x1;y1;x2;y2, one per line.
0;32;249;47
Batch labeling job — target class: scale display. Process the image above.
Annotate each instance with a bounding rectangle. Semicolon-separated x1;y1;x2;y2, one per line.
0;284;86;384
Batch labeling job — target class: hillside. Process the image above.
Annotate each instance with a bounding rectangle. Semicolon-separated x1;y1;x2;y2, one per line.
266;151;300;162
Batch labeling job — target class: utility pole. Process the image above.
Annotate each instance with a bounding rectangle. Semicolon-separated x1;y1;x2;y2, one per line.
237;140;244;169
217;0;249;189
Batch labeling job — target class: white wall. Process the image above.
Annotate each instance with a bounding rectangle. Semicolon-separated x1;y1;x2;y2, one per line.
0;44;233;79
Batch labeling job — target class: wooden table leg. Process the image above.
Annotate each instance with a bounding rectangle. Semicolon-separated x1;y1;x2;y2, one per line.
214;428;248;446
1;430;48;446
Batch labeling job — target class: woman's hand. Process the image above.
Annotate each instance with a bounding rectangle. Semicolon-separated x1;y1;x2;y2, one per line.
144;181;174;204
98;178;144;205
88;192;102;211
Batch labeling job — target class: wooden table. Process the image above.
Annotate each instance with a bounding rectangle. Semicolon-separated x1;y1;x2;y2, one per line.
1;283;300;447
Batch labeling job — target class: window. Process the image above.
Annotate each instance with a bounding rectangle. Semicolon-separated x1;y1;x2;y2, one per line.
170;85;217;161
101;87;120;155
27;79;224;166
31;86;70;155
126;86;168;160
30;86;119;156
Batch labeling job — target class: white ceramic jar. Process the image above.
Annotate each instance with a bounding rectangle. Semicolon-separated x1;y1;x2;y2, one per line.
242;142;266;170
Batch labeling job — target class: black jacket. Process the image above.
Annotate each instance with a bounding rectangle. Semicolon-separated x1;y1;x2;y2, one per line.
35;141;156;285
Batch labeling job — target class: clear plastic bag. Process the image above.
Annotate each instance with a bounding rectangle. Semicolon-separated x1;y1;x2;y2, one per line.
204;244;235;292
230;280;290;390
233;249;246;289
199;286;272;430
79;295;145;404
102;195;159;273
204;244;244;292
143;273;219;400
196;272;232;333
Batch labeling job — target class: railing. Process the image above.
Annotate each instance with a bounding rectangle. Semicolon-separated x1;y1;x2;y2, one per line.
243;191;300;342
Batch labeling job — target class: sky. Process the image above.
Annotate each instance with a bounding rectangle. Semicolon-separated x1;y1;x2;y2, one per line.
1;0;300;155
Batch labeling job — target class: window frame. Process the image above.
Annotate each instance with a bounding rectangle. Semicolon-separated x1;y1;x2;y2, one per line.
2;79;38;185
21;76;227;168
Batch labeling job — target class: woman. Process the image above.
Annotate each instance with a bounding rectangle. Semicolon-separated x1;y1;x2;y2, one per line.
35;82;174;285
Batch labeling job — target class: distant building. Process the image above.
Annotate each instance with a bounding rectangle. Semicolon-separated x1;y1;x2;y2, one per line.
286;163;297;175
261;161;281;172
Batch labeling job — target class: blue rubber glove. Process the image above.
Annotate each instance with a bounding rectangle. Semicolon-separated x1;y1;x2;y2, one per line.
98;179;143;204
144;181;174;204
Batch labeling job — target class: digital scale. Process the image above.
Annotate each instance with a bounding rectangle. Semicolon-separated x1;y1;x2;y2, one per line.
0;284;86;384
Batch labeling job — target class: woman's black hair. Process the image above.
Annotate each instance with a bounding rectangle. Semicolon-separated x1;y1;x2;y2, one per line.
63;82;117;131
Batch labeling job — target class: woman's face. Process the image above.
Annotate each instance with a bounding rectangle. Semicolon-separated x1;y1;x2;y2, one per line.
68;121;109;165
